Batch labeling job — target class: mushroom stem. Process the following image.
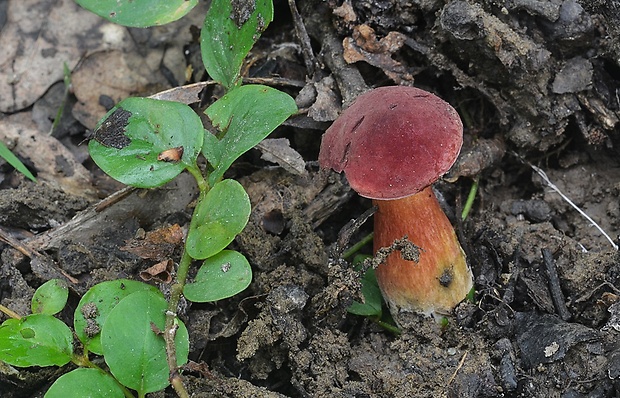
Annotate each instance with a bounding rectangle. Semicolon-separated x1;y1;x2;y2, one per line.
373;186;473;319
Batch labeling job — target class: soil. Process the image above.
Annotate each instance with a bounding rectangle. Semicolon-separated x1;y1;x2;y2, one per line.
1;0;620;397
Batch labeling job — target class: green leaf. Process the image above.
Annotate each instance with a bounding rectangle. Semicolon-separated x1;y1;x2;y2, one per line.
45;368;125;398
347;267;383;317
186;179;251;260
204;85;297;186
74;279;160;356
0;314;73;367
75;0;198;28
201;0;273;88
89;97;204;188
184;250;252;302
101;290;189;395
32;279;68;315
0;140;36;182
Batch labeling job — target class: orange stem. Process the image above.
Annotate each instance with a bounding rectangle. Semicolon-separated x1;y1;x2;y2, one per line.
373;186;473;319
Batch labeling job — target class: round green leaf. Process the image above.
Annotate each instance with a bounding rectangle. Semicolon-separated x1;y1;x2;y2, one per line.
0;314;73;367
45;368;125;398
201;0;273;88
74;279;160;355
75;0;198;28
89;97;204;188
101;291;189;395
32;279;68;315
204;85;298;185
186;179;251;260
184;250;252;302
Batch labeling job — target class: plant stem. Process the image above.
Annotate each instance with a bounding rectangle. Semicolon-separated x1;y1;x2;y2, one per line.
164;248;193;398
0;304;22;319
461;177;478;221
162;165;211;397
187;164;209;192
373;318;401;335
342;232;374;260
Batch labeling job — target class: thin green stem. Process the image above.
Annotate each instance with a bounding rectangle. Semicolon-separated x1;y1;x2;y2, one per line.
49;62;72;136
71;353;94;368
186;164;209;192
176;248;194;289
372;318;401;335
461;178;479;221
124;388;137;398
342;232;374;260
164;249;193;398
161;164;211;398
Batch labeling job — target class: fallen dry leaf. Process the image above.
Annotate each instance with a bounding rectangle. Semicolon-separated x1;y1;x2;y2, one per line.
256;138;306;175
333;0;357;24
140;259;174;284
121;224;184;261
308;76;341;122
343;24;413;84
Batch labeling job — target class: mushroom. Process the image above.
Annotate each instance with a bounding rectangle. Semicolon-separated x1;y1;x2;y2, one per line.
319;86;473;320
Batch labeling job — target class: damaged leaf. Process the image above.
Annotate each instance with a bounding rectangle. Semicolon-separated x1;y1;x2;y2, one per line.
74;279;161;355
0;314;73;367
89;97;204;188
101;290;189;394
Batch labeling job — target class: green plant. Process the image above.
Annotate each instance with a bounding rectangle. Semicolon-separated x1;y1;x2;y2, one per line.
0;279;186;397
0;140;36;182
346;255;401;335
0;0;297;396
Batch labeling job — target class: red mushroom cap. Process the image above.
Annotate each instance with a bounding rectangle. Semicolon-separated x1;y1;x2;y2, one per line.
319;86;463;200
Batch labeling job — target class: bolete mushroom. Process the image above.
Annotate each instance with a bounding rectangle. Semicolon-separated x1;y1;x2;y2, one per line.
319;86;473;320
